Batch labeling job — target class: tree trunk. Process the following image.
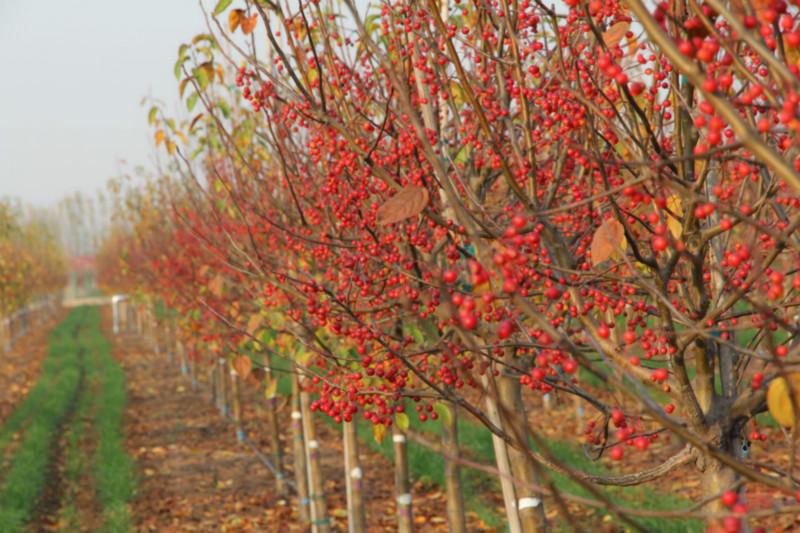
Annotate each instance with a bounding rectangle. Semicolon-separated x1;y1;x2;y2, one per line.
291;372;311;525
441;402;467;533
218;358;229;416
701;450;738;531
481;373;522;533
497;374;547;532
299;374;330;532
392;423;413;533
264;354;287;495
230;370;244;442
210;356;218;406
343;420;367;533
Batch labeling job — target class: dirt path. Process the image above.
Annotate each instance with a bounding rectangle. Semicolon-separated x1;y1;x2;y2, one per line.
0;311;64;426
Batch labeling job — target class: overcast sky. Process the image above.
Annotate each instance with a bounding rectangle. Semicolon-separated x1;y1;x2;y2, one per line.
0;1;208;207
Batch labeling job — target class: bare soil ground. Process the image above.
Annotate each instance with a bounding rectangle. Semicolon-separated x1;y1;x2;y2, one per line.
0;311;64;426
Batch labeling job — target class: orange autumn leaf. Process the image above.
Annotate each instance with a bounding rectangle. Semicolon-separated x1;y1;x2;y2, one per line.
229;9;244;32
232;355;252;379
590;218;626;265
208;274;224;297
376;185;429;226
240;14;258;35
246;313;263;336
602;21;630;49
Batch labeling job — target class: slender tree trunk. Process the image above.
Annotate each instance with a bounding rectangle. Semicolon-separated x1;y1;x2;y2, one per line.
264;354;287;495
343;420;367;533
481;372;522;533
136;303;143;334
179;341;188;375
211;356;219;407
189;352;197;390
441;402;466;533
231;370;244;442
218;358;229;416
1;318;10;353
498;374;547;532
299;374;330;532
290;372;311;525
391;423;413;533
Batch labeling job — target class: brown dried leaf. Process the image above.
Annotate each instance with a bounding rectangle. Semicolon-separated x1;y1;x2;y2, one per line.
376;185;429;226
208;274;224;297
246;313;263;336
590;219;626;266
233;355;252;379
246;367;265;385
602;21;630;49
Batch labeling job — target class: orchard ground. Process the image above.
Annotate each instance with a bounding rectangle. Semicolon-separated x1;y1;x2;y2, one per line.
0;305;796;531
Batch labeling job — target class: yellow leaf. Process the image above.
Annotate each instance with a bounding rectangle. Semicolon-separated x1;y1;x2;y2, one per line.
395;413;410;431
373;423;387;444
296;348;313;366
767;373;800;427
627;34;639;58
229;9;244;32
665;195;683;238
166;140;177;155
264;377;278;399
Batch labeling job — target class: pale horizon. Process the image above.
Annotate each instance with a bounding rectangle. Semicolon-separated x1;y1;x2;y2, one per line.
0;1;208;208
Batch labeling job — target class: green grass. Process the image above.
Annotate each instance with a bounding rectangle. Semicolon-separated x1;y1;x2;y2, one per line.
81;306;136;533
265;350;701;531
0;306;135;532
0;309;86;530
58;354;95;530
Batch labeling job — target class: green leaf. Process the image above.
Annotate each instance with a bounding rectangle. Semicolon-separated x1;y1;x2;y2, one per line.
174;56;188;79
213;0;233;15
192;33;216;47
395;413;409;432
407;325;424;345
194;67;209;91
147;106;158;126
216;100;231;119
187;92;199;112
179;77;191;98
434;402;452;426
165;118;177;133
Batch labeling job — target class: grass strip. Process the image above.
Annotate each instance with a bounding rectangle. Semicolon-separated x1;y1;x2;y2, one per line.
57;356;95;530
83;306;135;533
0;308;86;530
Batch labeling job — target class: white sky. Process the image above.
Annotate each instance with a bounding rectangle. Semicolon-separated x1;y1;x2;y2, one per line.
0;1;208;207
